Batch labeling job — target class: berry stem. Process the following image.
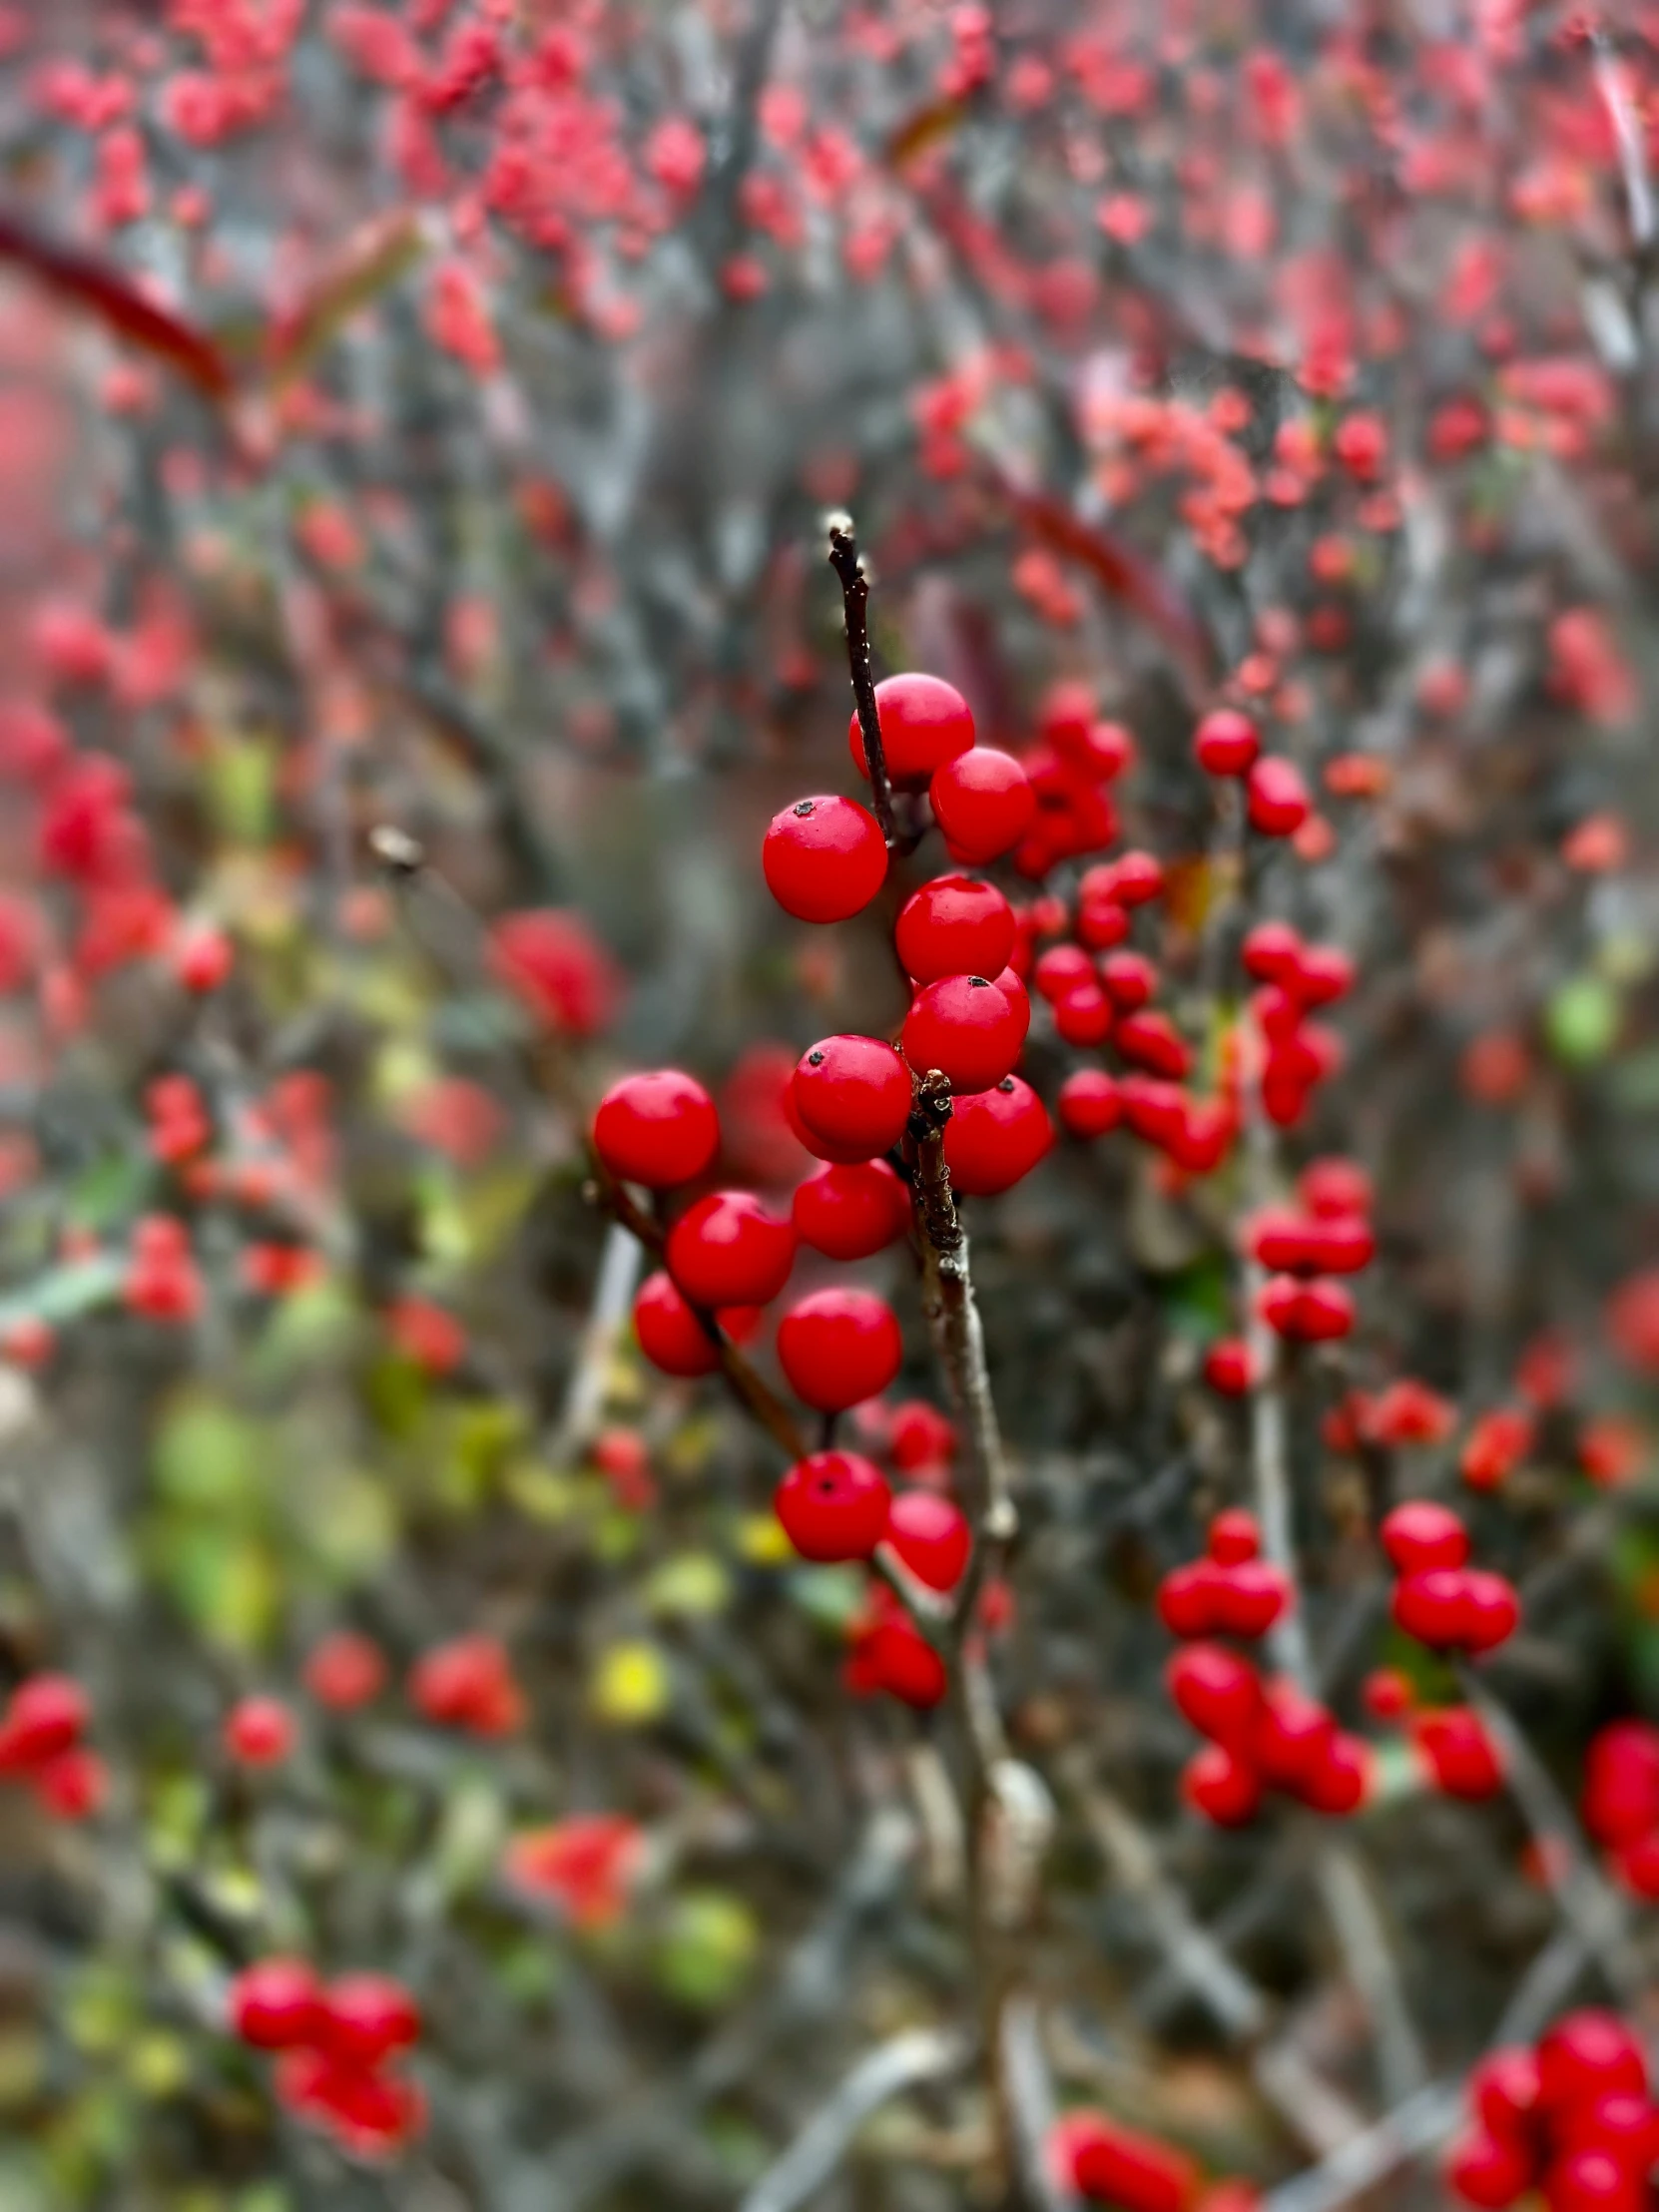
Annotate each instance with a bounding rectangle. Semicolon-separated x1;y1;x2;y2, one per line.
827;516;899;850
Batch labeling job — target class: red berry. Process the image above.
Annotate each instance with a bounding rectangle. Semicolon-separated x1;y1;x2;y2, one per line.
1208;1509;1260;1564
894;875;1015;984
1099;950;1157;1009
175;923;234;992
1536;2012;1648;2114
592;1070;719;1189
1540;2151;1644;2212
777;1288;902;1411
941;1076;1052;1195
1299;1156;1372;1218
994;966;1032;1042
318;1973;420;2067
775;1450;891;1560
224;1695;295;1768
1070;2117;1198;2212
1298;1731;1371;1816
1362;1667;1413;1722
1158;1560;1222;1639
763;796;887;922
230;1957;324;2050
1210;1561;1291;1638
1167;1643;1261;1746
792;1160;910;1260
1194;708;1260;777
1380;1501;1469;1574
1459;1569;1520;1654
0;1674;88;1766
1116;1009;1192;1080
634;1270;721;1377
1033;943;1095;1003
304;1631;387;1711
1183;1741;1262;1826
888;1400;956;1470
1054;982;1113;1045
1241;920;1304;982
1305;1215;1375;1274
1582;1722;1659;1848
408;1634;523;1736
1090;850;1163;906
1057;1070;1121;1138
1075;895;1130;949
1461;1409;1533;1491
1247;757;1311;836
666;1191;796;1307
793;1035;911;1158
1471;2048;1541;2142
903;974;1025;1094
1392;1568;1474;1649
1554;2094;1659;2175
1203;1339;1254;1395
1413;1707;1503;1799
1118;1074;1186;1148
1252;1678;1338;1790
849;1617;948;1708
1446;2130;1537;2210
929;748;1034;861
34;1747;105;1821
850;672;975;790
884;1490;971;1592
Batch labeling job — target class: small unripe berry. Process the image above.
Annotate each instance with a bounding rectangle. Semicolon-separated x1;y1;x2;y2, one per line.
792;1160;910;1260
941;1076;1052;1195
763;796;887;922
902;974;1024;1094
929;747;1035;860
777;1288;902;1411
894;876;1015;983
666;1191;796;1307
850;672;975;789
775;1450;891;1560
793;1035;911;1157
592;1071;720;1189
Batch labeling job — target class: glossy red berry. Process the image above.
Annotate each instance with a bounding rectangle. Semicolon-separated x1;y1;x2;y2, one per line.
1461;1408;1533;1491
1194;708;1261;777
884;1490;971;1591
1091;851;1164;906
941;1076;1053;1195
318;1973;420;2067
1538;2150;1643;2212
1241;920;1304;982
763;796;887;922
1203;1338;1254;1395
1553;2094;1659;2174
1099;950;1158;1009
304;1630;387;1711
1363;1667;1413;1722
230;1957;324;2050
775;1450;891;1560
1446;2129;1537;2210
792;1160;910;1260
1247;757;1311;836
1299;1731;1371;1816
777;1288;902;1411
1582;1722;1659;1848
1381;1501;1469;1574
1157;1560;1221;1638
1183;1741;1262;1826
1075;894;1130;949
1069;2116;1199;2212
666;1191;796;1307
634;1270;721;1376
592;1070;720;1189
224;1695;295;1767
929;748;1034;861
902;974;1025;1094
894;876;1016;983
1414;1707;1503;1799
1459;1569;1521;1655
1536;2012;1648;2114
1167;1643;1261;1746
1210;1561;1291;1638
1054;982;1113;1046
1057;1070;1121;1138
1392;1568;1474;1649
1470;2048;1541;2141
888;1401;956;1471
1208;1509;1260;1564
1299;1157;1372;1219
850;672;975;789
793;1035;911;1157
849;1617;948;1707
1252;1678;1337;1791
0;1674;88;1766
1116;1010;1193;1081
1033;943;1095;1003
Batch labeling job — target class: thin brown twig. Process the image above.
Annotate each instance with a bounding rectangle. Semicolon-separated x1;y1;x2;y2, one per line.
827;517;899;849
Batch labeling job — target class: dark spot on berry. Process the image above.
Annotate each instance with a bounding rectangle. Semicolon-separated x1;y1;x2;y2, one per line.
794;800;816;817
808;1051;825;1066
969;976;989;988
998;1078;1015;1093
817;1477;836;1494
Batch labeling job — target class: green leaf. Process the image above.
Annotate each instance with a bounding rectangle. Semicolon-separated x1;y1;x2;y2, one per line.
1545;975;1621;1066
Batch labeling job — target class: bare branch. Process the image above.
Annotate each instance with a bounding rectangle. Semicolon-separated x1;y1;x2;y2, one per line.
828;516;899;848
738;2027;969;2212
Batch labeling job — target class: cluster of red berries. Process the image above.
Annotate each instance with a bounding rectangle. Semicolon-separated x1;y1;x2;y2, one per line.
1446;2011;1657;2212
1048;2103;1256;2212
1247;1154;1374;1346
1580;1720;1659;1900
1382;1503;1520;1656
1156;1508;1292;1640
146;1072;212;1165
1169;1642;1369;1826
0;1672;104;1820
125;1213;203;1322
229;1958;425;2161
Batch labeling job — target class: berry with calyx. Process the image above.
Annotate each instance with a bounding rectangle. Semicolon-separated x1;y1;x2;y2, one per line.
775;1451;890;1560
794;1035;911;1157
894;875;1015;983
941;1076;1053;1195
764;796;887;922
930;747;1035;861
902;974;1025;1094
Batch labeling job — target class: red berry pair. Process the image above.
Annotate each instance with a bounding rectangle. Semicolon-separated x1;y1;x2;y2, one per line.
1581;1720;1659;1900
0;1672;104;1821
1170;1646;1369;1825
231;1958;425;2161
1157;1509;1292;1641
1381;1503;1520;1656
